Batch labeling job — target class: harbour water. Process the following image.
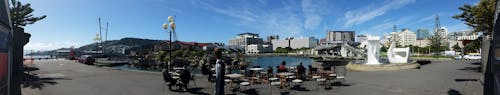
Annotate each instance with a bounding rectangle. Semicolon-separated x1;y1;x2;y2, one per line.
246;55;314;69
112;55;315;73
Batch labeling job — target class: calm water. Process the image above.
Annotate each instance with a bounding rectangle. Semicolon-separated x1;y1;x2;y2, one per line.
246;56;314;70
112;56;315;73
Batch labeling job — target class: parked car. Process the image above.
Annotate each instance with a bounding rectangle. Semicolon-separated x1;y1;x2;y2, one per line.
78;55;95;65
464;54;481;60
454;55;463;60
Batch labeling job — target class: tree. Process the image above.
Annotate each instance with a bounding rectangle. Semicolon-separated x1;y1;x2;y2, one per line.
380;46;388;52
10;0;46;28
454;0;495;73
428;32;444;55
452;44;461;52
453;0;496;35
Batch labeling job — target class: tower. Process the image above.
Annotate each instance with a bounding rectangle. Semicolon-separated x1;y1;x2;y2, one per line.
435;14;441;32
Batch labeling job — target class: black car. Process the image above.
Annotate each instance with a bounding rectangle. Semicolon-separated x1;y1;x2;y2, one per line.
78;55;95;65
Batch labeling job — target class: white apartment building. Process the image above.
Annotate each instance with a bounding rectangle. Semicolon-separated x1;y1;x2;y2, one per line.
271;37;317;50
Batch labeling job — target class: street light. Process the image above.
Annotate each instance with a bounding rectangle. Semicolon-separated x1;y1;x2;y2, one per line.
163;16;175;71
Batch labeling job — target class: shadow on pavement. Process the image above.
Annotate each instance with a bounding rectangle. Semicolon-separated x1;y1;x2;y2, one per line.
455;79;479;82
416;60;432;66
447;89;462;95
241;88;259;95
280;91;290;95
21;72;71;89
470;62;481;65
457;66;481;72
291;85;310;91
186;87;209;95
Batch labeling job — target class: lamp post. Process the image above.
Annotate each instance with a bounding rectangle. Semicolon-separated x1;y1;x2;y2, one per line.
163;16;176;71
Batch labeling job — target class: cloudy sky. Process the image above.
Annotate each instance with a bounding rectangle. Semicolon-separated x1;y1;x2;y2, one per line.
22;0;477;51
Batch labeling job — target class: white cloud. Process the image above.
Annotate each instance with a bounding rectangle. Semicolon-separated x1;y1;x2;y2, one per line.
24;42;82;51
415;15;435;24
196;0;335;38
301;0;329;30
198;1;257;22
343;0;416;27
446;23;470;32
360;17;413;36
197;1;307;38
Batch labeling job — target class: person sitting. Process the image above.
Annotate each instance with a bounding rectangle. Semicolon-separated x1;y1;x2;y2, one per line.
278;61;288;73
296;62;306;80
180;69;191;91
162;69;175;90
267;66;273;77
201;63;209;75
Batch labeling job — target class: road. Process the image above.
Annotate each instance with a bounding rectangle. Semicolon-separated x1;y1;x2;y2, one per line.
21;59;483;95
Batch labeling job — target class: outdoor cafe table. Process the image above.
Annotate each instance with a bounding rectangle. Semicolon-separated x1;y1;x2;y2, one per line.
169;72;180;76
249;68;264;84
277;72;294;88
225;73;244;89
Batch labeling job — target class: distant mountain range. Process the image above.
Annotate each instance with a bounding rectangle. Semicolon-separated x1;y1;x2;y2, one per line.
26;37;166;55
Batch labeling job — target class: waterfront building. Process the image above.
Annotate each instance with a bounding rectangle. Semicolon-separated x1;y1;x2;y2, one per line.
271;36;317;50
228;32;264;47
322;31;355;46
416;29;430;40
245;44;272;54
265;35;279;44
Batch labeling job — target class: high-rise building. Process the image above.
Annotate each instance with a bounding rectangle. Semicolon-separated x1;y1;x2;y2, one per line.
229;32;263;47
416;29;430;40
323;31;355;46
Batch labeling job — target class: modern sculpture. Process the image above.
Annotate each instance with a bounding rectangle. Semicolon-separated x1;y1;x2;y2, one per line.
387;42;410;64
365;36;381;65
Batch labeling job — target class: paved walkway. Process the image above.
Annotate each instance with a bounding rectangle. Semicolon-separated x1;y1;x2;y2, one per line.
21;59;483;95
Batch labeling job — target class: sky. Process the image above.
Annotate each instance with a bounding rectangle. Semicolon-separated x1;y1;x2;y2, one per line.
22;0;478;51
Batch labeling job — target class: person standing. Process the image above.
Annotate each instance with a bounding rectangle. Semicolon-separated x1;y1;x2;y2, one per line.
214;49;225;95
180;68;191;91
296;62;305;80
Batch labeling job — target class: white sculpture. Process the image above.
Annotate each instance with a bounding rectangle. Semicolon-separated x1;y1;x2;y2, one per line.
387;42;410;64
365;36;381;65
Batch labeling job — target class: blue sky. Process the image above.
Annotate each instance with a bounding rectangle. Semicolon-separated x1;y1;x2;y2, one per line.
23;0;477;51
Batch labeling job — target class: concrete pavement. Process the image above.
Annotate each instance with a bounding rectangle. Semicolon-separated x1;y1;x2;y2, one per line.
21;59;483;95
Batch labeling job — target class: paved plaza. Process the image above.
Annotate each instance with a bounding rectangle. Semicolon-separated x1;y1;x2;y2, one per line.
21;59;483;95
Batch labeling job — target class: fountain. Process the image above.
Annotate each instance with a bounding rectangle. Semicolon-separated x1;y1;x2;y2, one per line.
365;36;381;65
387;42;410;64
346;35;420;71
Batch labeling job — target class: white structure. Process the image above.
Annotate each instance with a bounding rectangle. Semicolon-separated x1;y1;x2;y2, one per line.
365;36;381;65
271;36;317;50
387;42;410;64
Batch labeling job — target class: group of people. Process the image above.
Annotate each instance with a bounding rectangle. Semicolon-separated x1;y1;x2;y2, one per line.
277;61;307;79
162;67;192;91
